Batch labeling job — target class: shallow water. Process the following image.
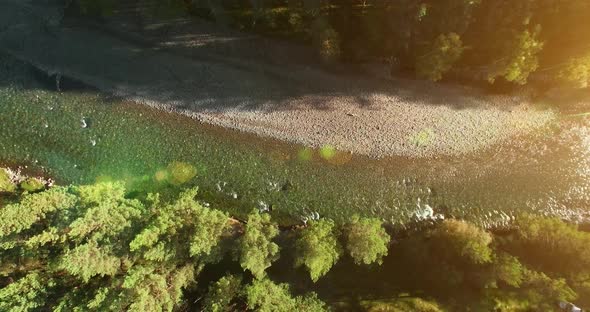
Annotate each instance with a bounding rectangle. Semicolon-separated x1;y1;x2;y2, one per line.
1;56;589;227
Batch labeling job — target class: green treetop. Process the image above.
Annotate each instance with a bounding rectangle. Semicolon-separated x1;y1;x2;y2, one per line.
245;278;327;312
344;215;390;265
238;210;280;279
295;219;342;282
430;219;493;265
416;32;465;81
0;183;228;311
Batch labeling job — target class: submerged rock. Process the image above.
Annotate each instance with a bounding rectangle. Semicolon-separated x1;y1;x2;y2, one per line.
20;177;45;192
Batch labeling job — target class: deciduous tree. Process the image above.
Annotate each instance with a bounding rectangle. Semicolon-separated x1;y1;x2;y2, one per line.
344;215;390;265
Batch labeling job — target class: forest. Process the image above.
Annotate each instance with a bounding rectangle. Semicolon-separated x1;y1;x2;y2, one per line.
0;168;589;311
2;1;589;311
68;0;590;90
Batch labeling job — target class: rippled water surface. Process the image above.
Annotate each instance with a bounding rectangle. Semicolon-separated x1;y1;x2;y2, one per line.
1;55;589;227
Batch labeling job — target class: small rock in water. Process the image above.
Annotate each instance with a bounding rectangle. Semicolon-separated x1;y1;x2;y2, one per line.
267;181;280;192
257;200;269;213
312;211;320;220
216;181;227;192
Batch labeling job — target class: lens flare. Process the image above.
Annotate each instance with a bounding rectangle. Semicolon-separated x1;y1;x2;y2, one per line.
167;161;197;185
297;147;313;161
319;145;336;160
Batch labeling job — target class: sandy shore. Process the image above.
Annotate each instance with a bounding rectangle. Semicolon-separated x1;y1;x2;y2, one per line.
0;0;555;158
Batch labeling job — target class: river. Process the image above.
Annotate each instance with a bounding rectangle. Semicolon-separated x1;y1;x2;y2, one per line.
1;54;589;228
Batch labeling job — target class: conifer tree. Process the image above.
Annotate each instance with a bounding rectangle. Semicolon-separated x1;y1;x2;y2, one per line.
295;219;342;282
238;211;280;279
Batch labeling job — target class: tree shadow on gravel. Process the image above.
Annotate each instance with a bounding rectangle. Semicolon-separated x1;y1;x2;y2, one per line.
0;0;533;116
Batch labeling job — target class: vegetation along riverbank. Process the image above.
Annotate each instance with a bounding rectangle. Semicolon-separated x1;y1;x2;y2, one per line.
1;1;590;310
2;52;590;229
0;0;556;159
0;167;589;311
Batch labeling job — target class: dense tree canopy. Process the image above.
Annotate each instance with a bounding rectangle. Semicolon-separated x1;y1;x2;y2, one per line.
416;32;464;82
362;297;445;312
0;175;588;310
201;274;243;312
238;210;280;279
294;219;342;282
344;214;390;265
430;219;493;265
76;0;590;89
0;183;224;311
244;278;327;312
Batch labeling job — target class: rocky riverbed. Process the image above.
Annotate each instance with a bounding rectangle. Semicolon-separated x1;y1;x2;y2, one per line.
0;0;555;158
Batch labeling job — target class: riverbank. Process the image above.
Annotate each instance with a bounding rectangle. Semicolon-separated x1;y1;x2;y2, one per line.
0;0;555;158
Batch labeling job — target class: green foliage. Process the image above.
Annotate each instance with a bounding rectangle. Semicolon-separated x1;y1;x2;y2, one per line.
68;184;145;243
0;187;77;238
75;181;126;205
130;187;229;261
430;219;493;265
416;33;465;81
295;219;342;282
238;211;280;279
59;241;121;282
0;272;54;312
362;297;445;312
189;206;229;258
245;278;326;312
0;183;224;311
487;269;578;311
202;274;243;312
1;176;588;311
0;169;15;193
122;264;196;312
520;270;577;309
488;28;544;85
294;292;328;311
196;1;590;88
559;54;590;88
344;215;390;265
510;216;590;279
493;253;524;288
